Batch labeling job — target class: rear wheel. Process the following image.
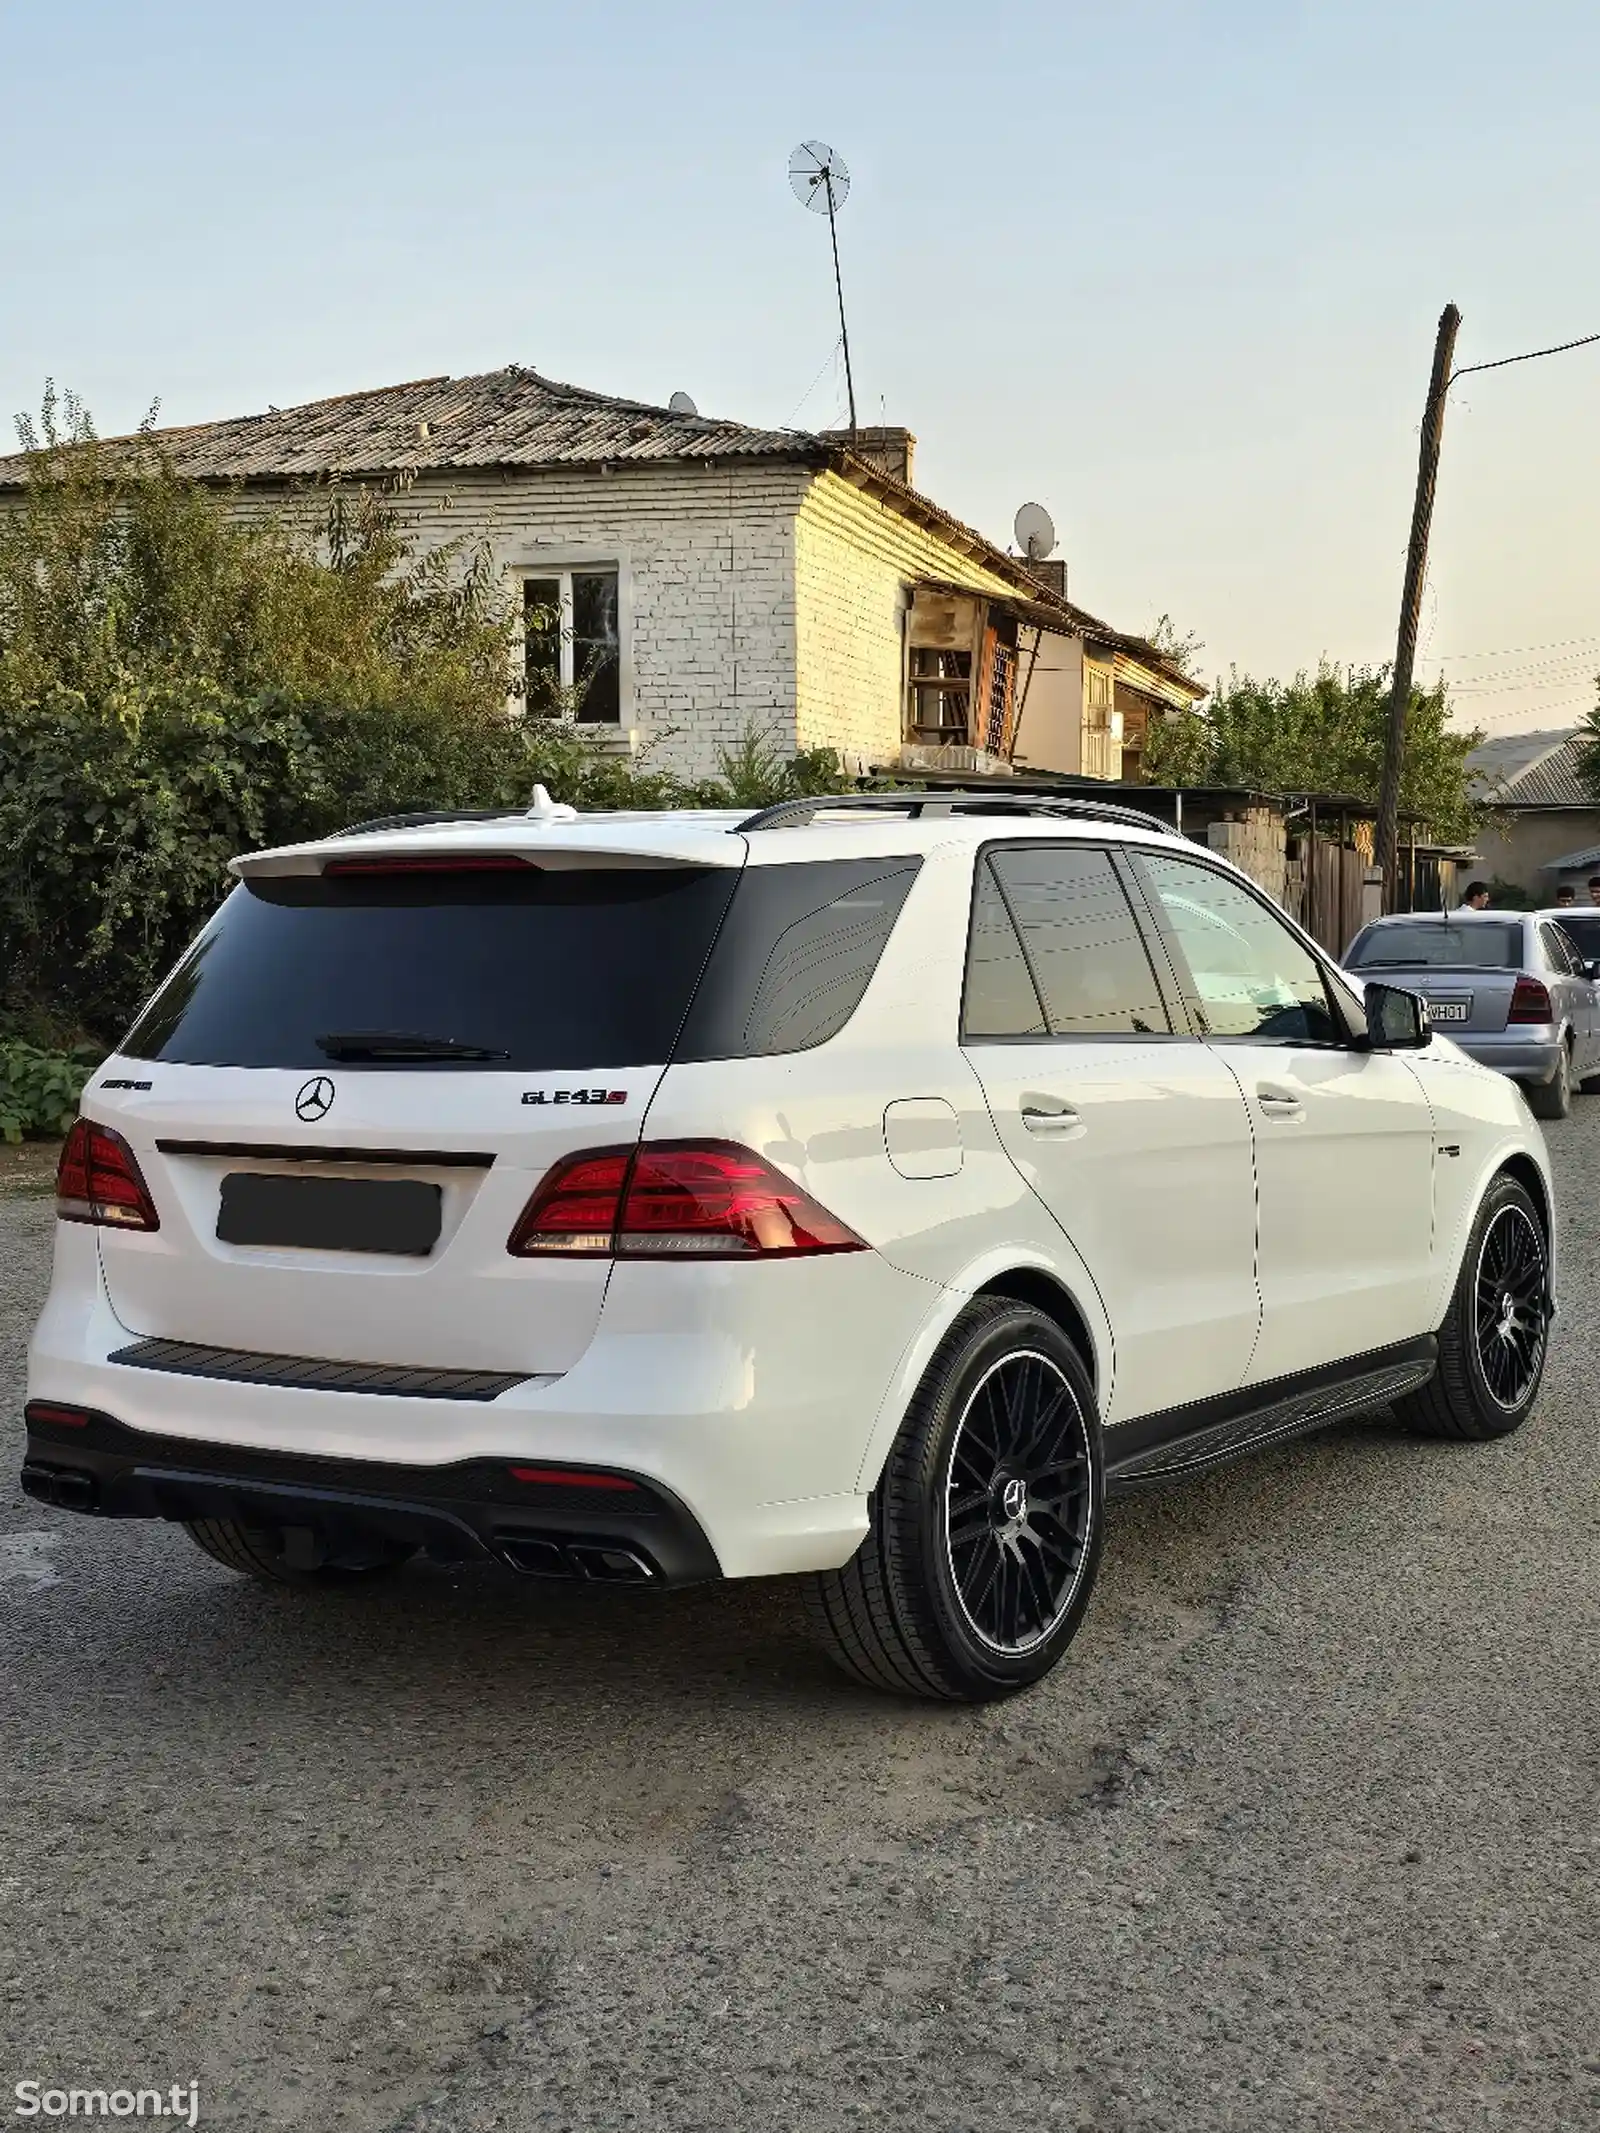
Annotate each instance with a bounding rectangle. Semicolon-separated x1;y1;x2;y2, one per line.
1525;1046;1572;1120
185;1519;416;1586
806;1299;1104;1701
1395;1173;1550;1441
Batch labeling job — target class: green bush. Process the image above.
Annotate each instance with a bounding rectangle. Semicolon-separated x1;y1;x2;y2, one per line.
0;1039;97;1143
0;389;848;1042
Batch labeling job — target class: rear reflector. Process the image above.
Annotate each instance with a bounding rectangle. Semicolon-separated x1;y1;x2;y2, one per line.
56;1119;161;1232
24;1401;92;1429
507;1141;866;1260
507;1466;641;1490
1509;976;1554;1024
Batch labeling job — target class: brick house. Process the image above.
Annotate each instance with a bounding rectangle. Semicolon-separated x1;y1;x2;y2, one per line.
0;366;1202;781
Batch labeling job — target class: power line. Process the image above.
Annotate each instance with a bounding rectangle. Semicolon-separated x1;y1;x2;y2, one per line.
1452;331;1600;383
1439;633;1600;662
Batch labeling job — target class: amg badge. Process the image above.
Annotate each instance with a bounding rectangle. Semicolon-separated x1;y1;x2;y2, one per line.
522;1088;629;1107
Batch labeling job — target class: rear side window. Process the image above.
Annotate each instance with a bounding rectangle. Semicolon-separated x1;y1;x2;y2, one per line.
963;846;1172;1038
1346;921;1522;970
675;858;921;1060
122;866;741;1070
1554;914;1600;961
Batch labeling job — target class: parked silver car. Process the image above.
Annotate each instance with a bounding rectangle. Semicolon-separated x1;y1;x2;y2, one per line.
1344;909;1600;1120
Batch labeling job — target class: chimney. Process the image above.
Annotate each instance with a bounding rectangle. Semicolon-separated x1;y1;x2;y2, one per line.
821;425;916;487
1021;557;1068;603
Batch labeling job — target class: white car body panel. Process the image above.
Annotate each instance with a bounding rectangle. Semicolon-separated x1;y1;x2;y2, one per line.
25;803;1557;1588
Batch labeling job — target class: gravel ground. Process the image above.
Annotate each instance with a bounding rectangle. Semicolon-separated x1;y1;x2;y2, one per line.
1;1125;1596;2132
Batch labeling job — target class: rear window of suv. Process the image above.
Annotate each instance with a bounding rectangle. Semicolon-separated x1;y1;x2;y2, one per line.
122;855;920;1071
1345;921;1523;970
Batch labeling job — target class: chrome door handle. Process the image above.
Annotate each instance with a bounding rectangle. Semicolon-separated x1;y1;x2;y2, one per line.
1021;1099;1080;1135
1256;1084;1304;1120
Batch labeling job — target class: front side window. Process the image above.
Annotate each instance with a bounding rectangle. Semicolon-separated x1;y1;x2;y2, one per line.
1139;853;1337;1044
963;846;1171;1039
523;568;621;724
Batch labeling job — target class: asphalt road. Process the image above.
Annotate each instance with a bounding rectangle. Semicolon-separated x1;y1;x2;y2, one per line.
1;1123;1596;2133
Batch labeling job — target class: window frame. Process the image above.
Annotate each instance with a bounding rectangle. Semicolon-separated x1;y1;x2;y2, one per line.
959;839;1196;1046
1123;846;1363;1051
516;559;629;726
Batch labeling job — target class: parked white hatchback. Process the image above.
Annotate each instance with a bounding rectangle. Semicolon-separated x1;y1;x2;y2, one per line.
24;791;1555;1700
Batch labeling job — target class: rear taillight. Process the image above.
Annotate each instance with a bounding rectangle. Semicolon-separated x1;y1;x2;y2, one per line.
56;1118;161;1231
1508;977;1554;1025
507;1142;866;1260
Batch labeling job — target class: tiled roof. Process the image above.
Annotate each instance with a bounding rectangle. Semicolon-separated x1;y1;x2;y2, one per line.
1468;728;1593;807
0;367;816;487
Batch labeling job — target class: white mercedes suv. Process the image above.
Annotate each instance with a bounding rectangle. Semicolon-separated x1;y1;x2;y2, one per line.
23;790;1555;1701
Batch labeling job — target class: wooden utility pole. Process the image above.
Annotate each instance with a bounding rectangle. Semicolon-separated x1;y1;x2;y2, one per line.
1375;303;1461;909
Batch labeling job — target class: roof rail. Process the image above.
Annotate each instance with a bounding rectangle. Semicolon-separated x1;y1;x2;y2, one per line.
734;789;1174;836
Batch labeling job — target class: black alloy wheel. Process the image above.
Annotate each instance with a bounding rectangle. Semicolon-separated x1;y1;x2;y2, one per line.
806;1298;1105;1700
1396;1171;1550;1441
1472;1202;1548;1413
943;1350;1094;1656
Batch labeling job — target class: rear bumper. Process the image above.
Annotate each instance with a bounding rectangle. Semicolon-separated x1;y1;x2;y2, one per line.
1451;1031;1565;1084
22;1405;720;1586
24;1224;944;1578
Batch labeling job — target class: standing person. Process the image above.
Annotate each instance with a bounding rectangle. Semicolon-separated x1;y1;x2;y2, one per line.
1555;885;1577;908
1587;876;1600;906
1461;882;1491;910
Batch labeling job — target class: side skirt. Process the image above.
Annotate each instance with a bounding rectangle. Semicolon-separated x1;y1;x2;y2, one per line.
1104;1335;1438;1496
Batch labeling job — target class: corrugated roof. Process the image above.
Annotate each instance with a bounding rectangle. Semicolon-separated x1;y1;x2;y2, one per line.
1468;728;1592;807
0;367;816;487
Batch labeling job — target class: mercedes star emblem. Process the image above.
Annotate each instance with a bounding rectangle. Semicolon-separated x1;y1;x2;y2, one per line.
1001;1477;1028;1523
295;1075;336;1122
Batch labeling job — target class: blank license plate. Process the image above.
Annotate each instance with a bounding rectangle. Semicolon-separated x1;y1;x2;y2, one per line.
1427;1001;1470;1023
217;1174;442;1256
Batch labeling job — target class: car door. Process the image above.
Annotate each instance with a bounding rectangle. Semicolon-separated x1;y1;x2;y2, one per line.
1542;922;1597;1073
1130;849;1437;1386
961;841;1261;1424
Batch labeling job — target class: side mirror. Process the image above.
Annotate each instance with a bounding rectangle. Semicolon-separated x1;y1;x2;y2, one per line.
1364;981;1432;1051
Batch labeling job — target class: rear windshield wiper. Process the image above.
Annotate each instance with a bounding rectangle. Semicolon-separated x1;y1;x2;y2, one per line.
315;1029;510;1062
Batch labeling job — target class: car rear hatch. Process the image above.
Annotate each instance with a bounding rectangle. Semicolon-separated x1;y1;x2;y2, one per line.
1349;921;1527;1033
93;831;746;1375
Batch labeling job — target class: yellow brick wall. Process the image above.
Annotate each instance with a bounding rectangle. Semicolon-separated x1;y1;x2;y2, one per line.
794;471;1018;768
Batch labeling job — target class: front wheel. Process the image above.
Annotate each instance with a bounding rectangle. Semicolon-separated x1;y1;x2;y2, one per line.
1395;1173;1550;1441
806;1299;1104;1701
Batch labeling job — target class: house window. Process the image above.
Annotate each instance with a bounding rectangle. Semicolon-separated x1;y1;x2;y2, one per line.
523;569;621;724
908;646;972;739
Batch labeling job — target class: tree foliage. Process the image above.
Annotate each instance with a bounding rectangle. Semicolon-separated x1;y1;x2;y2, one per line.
1142;662;1481;838
1569;688;1600;797
0;390;842;1047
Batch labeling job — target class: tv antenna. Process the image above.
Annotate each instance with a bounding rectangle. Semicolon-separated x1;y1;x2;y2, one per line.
789;140;857;436
1013;501;1057;561
668;389;698;416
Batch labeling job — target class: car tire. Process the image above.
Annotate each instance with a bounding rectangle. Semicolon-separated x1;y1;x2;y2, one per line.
1394;1173;1550;1442
184;1519;416;1586
805;1298;1104;1702
1525;1047;1572;1120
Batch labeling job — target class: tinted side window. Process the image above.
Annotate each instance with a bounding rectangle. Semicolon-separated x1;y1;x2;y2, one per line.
675;859;920;1060
1555;914;1600;962
1139;854;1336;1043
986;846;1172;1036
963;858;1047;1038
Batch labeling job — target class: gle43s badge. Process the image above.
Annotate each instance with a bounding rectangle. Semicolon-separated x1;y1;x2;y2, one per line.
522;1088;629;1106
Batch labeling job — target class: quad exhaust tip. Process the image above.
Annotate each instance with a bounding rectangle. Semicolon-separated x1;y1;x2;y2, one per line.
498;1535;658;1582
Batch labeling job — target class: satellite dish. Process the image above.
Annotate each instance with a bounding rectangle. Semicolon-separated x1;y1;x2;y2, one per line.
668;390;698;416
789;140;851;213
1013;501;1057;561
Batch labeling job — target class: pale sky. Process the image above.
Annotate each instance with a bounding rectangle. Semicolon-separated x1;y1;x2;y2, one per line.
3;0;1597;733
